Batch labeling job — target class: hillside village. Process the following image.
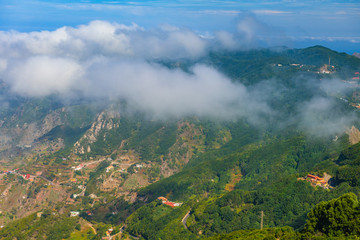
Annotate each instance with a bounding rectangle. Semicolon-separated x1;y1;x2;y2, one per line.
157;197;183;208
298;173;333;189
0;46;359;239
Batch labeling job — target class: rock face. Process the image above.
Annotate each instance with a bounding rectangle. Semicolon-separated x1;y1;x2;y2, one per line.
348;126;360;145
73;111;120;154
19;110;63;146
0;110;64;156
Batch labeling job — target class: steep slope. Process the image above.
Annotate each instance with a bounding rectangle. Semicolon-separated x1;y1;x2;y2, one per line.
0;46;360;239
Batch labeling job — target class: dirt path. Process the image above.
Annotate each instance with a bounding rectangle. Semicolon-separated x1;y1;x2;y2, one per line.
87;222;97;235
110;231;122;240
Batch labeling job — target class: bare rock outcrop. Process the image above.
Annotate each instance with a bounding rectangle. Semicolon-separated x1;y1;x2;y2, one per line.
73;111;120;154
347;126;360;145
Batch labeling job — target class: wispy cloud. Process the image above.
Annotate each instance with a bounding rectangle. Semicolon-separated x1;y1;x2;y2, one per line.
293;36;360;43
198;10;241;15
253;9;292;15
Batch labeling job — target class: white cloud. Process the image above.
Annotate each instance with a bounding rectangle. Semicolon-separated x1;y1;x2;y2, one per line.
0;59;7;73
253;10;291;15
76;58;271;120
199;10;241;15
0;21;273;121
215;31;238;49
0;20;354;134
297;97;355;137
293;36;360;43
0;20;207;60
5;56;83;97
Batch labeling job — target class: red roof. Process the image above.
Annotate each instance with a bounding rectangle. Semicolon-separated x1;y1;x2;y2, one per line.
307;174;323;180
163;201;176;208
353;77;360;80
355;72;359;74
158;197;168;201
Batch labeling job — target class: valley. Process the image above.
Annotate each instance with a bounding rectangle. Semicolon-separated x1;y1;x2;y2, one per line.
0;46;360;239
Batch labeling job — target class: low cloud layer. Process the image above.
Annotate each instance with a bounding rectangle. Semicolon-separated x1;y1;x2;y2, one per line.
0;20;357;137
297;97;356;138
0;21;273;122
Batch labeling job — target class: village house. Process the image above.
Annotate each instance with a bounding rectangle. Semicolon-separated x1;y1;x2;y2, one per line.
106;165;114;172
75;164;84;171
319;65;331;74
163;201;182;207
157;196;168;202
306;174;330;189
70;211;80;217
157;196;182;208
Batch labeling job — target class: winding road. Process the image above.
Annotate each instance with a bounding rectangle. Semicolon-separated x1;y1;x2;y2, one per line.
182;210;191;230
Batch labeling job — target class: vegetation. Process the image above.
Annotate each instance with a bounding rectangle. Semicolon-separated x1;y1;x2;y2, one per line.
1;46;360;239
0;212;77;240
305;192;360;237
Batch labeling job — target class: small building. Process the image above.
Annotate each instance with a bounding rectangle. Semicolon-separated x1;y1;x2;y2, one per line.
157;196;168;202
70;211;80;217
106;228;113;236
75;164;84;171
106;165;114;172
164;201;176;207
305;174;329;189
163;200;182;208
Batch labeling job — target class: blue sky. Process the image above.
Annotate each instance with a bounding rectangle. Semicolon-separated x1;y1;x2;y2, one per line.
0;0;359;53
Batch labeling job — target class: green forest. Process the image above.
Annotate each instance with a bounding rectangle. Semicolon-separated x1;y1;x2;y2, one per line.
1;46;360;239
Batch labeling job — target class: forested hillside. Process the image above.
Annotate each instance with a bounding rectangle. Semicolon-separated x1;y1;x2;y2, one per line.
0;46;360;239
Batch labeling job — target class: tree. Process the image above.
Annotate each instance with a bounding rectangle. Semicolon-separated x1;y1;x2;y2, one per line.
305;192;360;237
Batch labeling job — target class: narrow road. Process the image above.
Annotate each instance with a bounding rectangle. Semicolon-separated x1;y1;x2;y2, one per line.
182;210;191;230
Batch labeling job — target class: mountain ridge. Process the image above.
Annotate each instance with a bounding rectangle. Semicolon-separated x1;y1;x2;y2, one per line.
0;45;360;239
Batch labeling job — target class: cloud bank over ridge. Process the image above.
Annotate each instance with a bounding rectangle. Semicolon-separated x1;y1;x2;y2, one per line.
0;20;273;121
0;20;356;137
